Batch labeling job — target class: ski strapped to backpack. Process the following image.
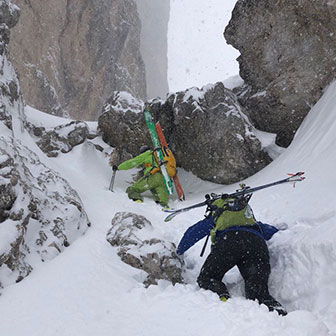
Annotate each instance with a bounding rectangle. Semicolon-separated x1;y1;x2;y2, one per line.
155;121;185;201
163;172;305;222
144;108;174;195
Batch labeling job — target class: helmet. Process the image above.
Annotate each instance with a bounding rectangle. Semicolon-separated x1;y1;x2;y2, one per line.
139;145;150;154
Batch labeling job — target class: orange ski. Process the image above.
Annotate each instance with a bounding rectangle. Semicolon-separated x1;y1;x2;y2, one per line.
155;122;185;201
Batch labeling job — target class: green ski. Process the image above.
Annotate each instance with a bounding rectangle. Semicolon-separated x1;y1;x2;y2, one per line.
144;109;174;195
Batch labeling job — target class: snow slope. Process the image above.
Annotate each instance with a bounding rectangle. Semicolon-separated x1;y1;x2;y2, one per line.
1;82;336;335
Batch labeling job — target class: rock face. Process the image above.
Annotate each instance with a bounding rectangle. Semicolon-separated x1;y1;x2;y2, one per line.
0;136;90;288
106;212;184;286
0;0;22;129
0;0;90;289
99;83;272;184
9;0;146;120
225;0;336;147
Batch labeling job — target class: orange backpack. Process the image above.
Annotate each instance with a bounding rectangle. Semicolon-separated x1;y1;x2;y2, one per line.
151;146;177;177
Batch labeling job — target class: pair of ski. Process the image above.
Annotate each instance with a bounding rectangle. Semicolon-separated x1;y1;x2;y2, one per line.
163;172;305;222
144;109;185;201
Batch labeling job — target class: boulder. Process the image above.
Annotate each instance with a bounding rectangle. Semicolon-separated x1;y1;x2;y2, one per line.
99;83;272;184
225;0;336;147
106;212;184;286
98;91;149;157
160;83;271;184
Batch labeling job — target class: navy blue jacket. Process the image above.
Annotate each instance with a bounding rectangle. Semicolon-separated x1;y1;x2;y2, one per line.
176;216;279;255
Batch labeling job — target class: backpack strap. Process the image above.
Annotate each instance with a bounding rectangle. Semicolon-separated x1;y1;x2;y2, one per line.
148;150;161;175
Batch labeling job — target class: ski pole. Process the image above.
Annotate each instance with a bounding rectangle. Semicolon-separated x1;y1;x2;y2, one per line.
200;233;210;257
109;169;117;192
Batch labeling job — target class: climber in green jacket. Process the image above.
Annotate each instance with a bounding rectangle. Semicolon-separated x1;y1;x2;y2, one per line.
111;145;169;207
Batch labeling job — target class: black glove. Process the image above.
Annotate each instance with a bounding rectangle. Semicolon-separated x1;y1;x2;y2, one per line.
112;164;118;171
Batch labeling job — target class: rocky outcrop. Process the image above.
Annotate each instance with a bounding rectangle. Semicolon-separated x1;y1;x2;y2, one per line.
0;136;90;288
0;0;19;29
99;83;272;184
157;83;271;184
106;212;184;286
0;0;22;129
9;0;146;120
225;0;336;147
0;0;91;290
98;91;147;157
26;120;96;157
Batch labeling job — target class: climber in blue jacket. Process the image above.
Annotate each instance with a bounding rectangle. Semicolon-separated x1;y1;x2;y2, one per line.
176;195;287;316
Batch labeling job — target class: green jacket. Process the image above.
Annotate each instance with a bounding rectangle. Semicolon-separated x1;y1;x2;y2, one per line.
210;198;256;243
117;150;158;176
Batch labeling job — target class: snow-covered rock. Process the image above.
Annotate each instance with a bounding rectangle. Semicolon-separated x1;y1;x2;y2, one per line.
0;0;91;290
0;136;90;289
106;212;184;286
99;83;272;184
26;120;94;157
0;0;23;132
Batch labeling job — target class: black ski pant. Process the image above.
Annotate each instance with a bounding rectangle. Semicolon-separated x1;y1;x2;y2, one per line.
197;230;282;310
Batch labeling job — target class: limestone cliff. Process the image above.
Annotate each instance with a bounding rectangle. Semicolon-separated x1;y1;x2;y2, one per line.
9;0;146;120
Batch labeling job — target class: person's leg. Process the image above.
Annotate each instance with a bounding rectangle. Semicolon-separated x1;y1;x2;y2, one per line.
238;233;287;315
148;173;169;207
126;176;149;202
197;233;240;300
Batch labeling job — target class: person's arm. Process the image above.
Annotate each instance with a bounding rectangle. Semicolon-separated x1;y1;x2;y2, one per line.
257;221;281;241
117;151;151;171
176;216;214;255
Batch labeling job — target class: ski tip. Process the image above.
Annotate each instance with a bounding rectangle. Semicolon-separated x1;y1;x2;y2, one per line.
288;172;305;179
164;213;176;222
288;171;305;188
288;171;305;177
